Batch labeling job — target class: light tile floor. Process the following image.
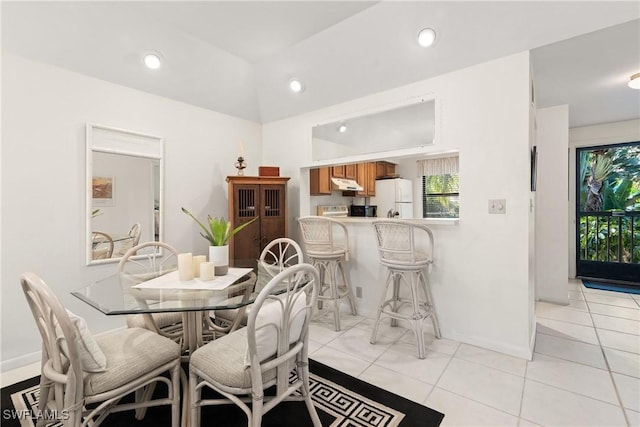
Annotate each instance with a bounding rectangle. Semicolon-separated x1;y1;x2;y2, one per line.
3;279;639;426
308;279;640;426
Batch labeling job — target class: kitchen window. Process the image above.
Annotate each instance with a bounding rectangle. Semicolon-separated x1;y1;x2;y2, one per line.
418;156;459;219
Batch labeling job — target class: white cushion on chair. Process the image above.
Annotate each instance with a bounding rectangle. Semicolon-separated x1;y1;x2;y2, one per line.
126;312;183;329
191;329;277;389
243;294;306;367
57;310;107;373
86;327;181;395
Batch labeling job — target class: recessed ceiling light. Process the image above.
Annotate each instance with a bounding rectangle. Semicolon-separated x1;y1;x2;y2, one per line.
143;53;162;70
289;79;304;93
417;28;437;47
629;73;640;89
338;124;347;133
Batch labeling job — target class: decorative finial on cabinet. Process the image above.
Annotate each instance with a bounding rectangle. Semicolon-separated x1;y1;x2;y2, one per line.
234;156;246;176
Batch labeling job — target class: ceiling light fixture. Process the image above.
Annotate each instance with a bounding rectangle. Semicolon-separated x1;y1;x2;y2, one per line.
628;73;640;89
417;28;437;47
338;124;347;133
143;53;162;70
289;79;304;93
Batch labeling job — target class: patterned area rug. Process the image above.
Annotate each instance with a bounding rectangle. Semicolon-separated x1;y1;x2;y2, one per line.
2;359;444;427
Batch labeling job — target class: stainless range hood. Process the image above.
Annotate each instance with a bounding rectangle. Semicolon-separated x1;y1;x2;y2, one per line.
331;177;364;192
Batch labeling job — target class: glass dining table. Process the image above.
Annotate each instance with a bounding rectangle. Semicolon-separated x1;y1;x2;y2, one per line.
72;260;279;358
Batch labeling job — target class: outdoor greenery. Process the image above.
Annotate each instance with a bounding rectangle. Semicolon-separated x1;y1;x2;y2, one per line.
579;215;640;263
578;144;640;264
422;174;459;218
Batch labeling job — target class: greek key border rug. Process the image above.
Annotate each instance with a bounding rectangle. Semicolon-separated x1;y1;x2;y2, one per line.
2;360;444;427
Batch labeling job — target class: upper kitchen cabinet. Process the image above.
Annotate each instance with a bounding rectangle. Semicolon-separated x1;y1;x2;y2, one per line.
330;164;356;179
310;167;331;195
376;161;397;179
357;162;377;196
345;164;357;180
332;164;346;178
311;161;375;196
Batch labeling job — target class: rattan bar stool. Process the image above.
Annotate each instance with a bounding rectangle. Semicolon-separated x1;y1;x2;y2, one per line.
298;216;358;331
370;220;441;359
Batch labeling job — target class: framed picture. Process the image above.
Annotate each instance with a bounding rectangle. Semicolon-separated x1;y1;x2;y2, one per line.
92;176;115;206
530;146;537;192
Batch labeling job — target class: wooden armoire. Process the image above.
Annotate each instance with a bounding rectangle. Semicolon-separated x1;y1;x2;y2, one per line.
226;176;290;265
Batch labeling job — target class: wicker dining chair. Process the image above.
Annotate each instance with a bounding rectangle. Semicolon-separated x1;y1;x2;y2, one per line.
213;237;304;331
20;272;181;427
114;223;142;257
91;231;114;260
189;263;321;427
118;242;185;344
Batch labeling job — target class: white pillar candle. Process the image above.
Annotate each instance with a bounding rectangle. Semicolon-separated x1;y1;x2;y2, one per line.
199;262;215;281
178;253;194;281
192;255;207;276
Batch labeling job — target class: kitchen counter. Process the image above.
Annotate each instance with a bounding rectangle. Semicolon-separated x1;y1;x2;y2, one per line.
301;216;457;322
334;217;459;225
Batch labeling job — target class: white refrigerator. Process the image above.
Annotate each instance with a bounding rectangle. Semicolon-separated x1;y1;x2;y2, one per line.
374;178;414;218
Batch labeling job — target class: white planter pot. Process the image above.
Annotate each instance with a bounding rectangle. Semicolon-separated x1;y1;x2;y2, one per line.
208;245;229;276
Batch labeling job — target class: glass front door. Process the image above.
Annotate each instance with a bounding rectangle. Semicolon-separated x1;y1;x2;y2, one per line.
576;141;640;285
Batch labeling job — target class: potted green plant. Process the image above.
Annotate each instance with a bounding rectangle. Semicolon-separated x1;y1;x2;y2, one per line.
182;207;258;275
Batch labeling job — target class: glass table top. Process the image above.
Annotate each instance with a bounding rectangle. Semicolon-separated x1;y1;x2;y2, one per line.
72;261;285;315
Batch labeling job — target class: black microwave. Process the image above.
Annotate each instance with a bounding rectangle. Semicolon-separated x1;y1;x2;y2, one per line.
350;205;377;217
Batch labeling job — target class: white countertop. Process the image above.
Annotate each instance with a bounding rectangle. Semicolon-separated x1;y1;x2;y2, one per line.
335;217;459;225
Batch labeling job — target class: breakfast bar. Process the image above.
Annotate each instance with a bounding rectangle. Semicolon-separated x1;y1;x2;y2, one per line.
304;210;458;321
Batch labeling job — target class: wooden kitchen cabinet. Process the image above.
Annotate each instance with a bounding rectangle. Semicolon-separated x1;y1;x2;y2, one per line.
376;161;397;179
345;164;357;179
311;162;378;197
356;162;377;196
366;162;376;196
310;167;331;195
332;165;346;178
227;176;289;265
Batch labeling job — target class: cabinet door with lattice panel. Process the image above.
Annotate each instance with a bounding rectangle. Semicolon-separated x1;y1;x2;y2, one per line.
227;176;290;266
231;183;261;263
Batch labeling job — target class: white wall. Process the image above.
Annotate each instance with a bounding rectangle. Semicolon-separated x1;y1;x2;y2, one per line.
568;119;640;278
263;52;535;359
0;53;262;370
535;106;569;303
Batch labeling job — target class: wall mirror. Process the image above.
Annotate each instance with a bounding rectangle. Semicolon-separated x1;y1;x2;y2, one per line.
311;98;436;162
86;123;163;265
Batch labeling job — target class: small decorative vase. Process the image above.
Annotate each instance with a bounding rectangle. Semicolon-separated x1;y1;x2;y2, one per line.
208;245;229;276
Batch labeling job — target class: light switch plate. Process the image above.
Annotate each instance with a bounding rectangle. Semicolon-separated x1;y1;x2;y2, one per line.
489;199;506;214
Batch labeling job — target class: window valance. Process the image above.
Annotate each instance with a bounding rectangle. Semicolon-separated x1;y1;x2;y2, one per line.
417;156;459;177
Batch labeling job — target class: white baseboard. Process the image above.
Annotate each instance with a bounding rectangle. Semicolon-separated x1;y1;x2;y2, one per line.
537;296;570;305
446;330;534;360
0;351;41;387
0;350;41;377
528;323;537;361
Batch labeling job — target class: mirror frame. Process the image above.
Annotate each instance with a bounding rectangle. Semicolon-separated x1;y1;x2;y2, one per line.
86;123;164;266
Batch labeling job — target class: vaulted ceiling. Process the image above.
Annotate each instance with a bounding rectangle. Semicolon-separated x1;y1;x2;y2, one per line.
2;1;639;127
